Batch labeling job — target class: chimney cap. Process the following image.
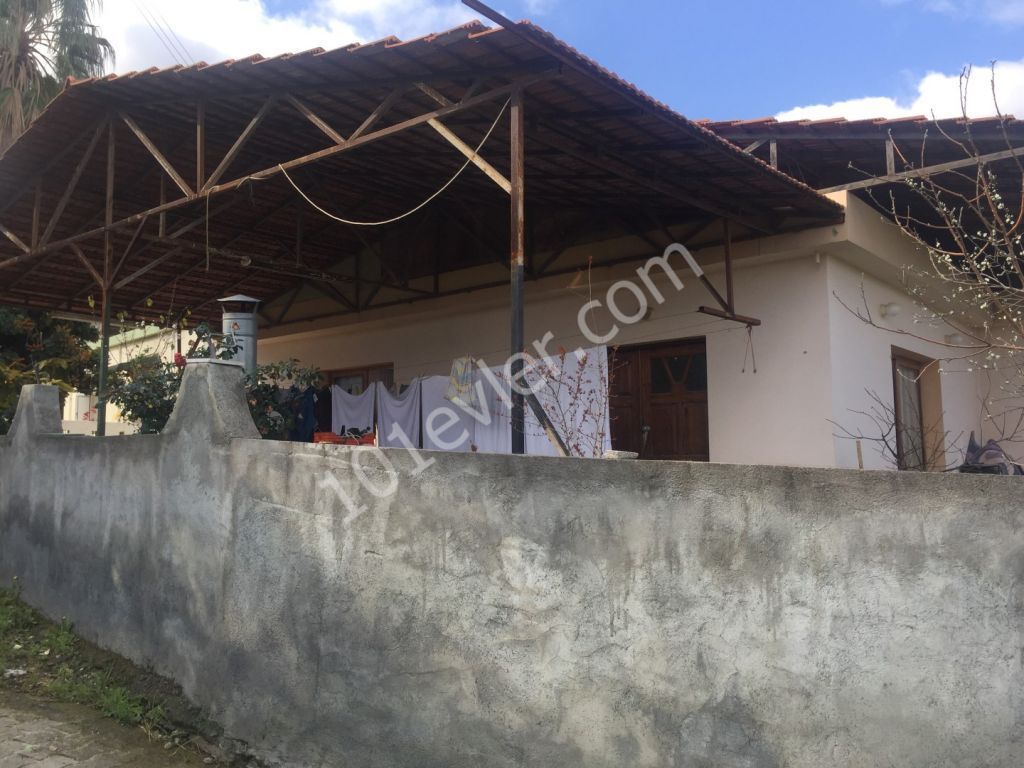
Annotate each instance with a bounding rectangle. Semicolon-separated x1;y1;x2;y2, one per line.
218;294;260;305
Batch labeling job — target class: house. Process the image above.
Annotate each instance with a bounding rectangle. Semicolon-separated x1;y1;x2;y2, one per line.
0;14;1019;470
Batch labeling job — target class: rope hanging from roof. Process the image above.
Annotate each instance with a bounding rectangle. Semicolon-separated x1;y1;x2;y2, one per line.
277;97;512;227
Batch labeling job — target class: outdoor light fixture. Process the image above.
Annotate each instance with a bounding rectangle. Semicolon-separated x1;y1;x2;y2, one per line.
880;302;901;318
946;333;966;345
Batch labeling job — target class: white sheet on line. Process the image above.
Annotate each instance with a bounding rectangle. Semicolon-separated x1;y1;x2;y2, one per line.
376;379;422;448
421;375;474;452
330;384;375;434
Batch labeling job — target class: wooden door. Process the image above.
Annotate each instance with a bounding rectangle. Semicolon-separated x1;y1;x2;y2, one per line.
610;340;709;461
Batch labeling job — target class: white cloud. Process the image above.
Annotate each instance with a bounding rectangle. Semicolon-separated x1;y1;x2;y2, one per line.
96;0;479;73
776;59;1024;121
881;0;1024;23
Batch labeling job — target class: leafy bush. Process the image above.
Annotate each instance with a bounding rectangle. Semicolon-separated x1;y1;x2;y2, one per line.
109;353;319;438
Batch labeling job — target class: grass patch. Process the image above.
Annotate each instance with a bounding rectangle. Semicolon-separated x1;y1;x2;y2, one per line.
0;578;161;729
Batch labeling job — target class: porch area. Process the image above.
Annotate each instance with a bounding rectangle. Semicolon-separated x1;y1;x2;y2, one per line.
0;12;841;451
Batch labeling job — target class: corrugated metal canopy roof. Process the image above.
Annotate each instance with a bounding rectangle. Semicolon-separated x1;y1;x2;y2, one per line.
0;19;843;326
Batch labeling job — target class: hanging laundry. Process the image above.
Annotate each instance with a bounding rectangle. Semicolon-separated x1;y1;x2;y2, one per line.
445;356;478;409
314;386;332;432
421;375;474;452
288;386;317;443
471;368;513;455
376;379;422;448
331;384;375;435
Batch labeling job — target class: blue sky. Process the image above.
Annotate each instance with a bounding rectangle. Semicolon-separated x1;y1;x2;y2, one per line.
98;0;1024;120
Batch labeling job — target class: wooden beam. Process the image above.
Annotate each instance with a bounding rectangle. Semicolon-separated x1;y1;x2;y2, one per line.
885;137;895;176
196;100;206;190
697;305;761;326
39;121;106;248
743;139;766;153
510;88;526;455
415;80;511;193
30;182;41;249
769;138;778;169
201;96;276;191
274;285;301;325
304;278;358;311
114;246;186;290
121;113;195;197
427;118;511;193
348;88;402;141
285;95;346;145
2;73;555;267
0;223;30;253
817;144;1024;194
111;215;149;283
70;243;103;287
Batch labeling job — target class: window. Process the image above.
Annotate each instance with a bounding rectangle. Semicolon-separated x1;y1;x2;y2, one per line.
892;353;926;471
321;364;394;395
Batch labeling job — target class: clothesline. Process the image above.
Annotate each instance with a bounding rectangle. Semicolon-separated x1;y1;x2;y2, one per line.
324;345;612;457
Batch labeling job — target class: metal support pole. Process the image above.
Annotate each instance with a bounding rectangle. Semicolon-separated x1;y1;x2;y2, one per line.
509;89;526;454
723;218;734;313
96;118;115;436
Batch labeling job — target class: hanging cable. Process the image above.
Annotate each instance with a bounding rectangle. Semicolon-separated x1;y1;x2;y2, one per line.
278;97;511;227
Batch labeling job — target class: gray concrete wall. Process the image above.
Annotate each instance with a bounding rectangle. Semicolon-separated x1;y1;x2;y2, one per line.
1;361;1023;767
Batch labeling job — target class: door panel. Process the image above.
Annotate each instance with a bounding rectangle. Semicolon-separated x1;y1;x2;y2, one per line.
609;348;641;454
609;340;709;461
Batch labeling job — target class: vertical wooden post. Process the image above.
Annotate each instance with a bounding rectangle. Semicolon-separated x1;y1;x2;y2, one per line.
885;138;895;176
96;118;115;436
769;139;778;169
196;100;206;191
31;181;41;249
723;218;734;313
158;174;166;238
509;89;526;454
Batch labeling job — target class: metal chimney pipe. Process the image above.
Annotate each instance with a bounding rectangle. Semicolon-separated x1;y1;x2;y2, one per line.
218;294;260;374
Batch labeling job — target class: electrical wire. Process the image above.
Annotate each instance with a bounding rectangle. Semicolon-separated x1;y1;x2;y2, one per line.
150;3;195;64
278;97;511;227
133;2;184;66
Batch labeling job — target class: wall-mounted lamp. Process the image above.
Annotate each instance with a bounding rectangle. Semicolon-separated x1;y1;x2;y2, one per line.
945;333;966;345
879;302;901;318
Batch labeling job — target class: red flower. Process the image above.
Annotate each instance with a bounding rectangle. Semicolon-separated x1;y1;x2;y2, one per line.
173;353;186;368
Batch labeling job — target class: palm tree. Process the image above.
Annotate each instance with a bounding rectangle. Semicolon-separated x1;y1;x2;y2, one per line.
0;0;113;151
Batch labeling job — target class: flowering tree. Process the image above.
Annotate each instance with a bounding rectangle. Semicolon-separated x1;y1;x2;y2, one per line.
840;67;1024;455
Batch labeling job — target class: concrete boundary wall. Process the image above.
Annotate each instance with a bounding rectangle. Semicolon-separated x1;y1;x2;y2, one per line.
1;362;1023;767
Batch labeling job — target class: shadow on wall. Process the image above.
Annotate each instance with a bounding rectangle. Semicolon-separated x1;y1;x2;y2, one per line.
1;361;1023;768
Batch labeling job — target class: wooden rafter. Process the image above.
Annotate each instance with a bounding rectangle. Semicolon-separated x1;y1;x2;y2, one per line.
416;80;512;194
201;96;277;192
348;88;402;141
285;95;346;145
817;145;1024;194
0;223;29;253
0;70;556;270
121;113;195;197
70;243;102;287
38;121;106;249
